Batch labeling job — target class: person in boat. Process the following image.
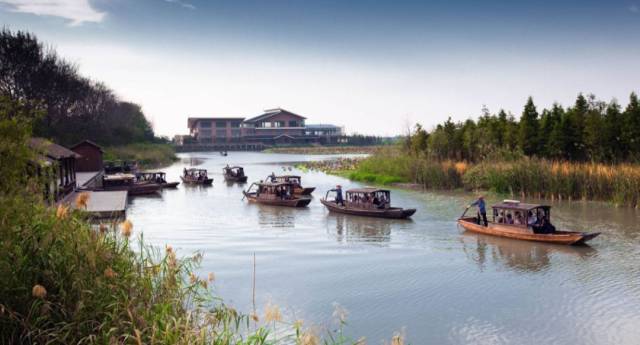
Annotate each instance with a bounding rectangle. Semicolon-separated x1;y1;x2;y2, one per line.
505;213;514;224
497;210;505;223
527;211;538;227
331;185;344;206
469;196;487;226
269;172;276;183
514;211;524;225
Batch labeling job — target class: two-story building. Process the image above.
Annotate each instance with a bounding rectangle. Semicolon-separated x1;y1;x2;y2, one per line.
187;108;331;146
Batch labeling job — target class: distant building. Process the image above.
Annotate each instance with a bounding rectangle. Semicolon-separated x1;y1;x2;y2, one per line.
186;108;339;146
70;140;103;172
305;124;344;137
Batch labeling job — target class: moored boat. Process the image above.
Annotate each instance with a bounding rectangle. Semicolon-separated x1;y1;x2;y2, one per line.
267;174;315;195
136;171;180;188
181;168;213;185
458;200;600;245
243;181;311;207
321;188;416;219
223;165;248;183
99;173;162;195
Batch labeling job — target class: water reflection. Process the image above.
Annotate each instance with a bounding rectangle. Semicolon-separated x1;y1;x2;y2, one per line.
461;232;597;273
181;157;205;166
327;214;400;245
256;204;307;228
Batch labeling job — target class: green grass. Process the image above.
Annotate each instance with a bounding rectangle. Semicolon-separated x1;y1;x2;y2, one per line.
104;143;178;169
339;147;640;207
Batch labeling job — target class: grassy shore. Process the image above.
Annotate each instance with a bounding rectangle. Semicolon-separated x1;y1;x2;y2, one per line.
104;143;179;169
313;146;640;207
265;145;382;155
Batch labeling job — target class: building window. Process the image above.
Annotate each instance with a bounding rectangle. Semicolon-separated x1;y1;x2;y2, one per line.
289;120;297;127
231;121;241;128
262;122;272;128
274;121;285;127
216;121;227;128
199;121;211;128
216;129;227;137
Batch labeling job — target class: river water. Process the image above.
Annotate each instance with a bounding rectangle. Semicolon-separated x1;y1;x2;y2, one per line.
127;152;640;345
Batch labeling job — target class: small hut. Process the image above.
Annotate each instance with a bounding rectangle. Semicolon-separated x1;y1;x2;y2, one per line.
70;140;104;172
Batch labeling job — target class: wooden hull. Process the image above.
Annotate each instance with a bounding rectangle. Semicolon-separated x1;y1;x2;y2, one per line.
243;192;311;207
99;183;162;196
320;199;416;219
224;175;248;183
162;182;180;188
458;217;600;245
181;176;213;185
295;186;315;196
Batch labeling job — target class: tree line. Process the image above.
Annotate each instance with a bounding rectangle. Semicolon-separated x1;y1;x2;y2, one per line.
408;93;640;163
0;29;159;146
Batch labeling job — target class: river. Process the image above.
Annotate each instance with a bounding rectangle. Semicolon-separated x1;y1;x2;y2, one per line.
127;152;640;345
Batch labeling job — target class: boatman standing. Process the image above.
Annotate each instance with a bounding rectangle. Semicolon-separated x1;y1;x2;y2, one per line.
469;195;487;226
332;185;344;206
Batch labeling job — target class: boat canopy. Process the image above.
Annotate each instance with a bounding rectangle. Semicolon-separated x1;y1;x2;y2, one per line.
492;201;549;211
185;168;207;173
347;188;390;194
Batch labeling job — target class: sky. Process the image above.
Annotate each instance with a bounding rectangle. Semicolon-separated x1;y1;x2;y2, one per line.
1;0;639;136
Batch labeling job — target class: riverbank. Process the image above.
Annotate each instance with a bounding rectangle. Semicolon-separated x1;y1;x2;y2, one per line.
104;143;178;169
301;147;640;207
265;145;383;155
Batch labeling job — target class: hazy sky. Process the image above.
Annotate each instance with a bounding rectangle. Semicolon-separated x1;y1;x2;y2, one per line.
1;0;639;136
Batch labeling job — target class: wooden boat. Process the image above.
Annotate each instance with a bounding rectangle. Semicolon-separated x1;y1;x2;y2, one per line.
223;166;248;183
457;200;600;245
136;171;180;188
266;174;315;195
243;182;312;207
181;168;213;185
321;188;416;219
100;173;162;196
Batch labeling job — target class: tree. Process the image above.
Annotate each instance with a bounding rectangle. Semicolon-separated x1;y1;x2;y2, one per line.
518;97;540;156
623;92;640;160
603;100;624;161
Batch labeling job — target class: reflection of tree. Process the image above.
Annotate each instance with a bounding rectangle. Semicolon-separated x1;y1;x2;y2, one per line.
329;214;392;245
461;233;596;273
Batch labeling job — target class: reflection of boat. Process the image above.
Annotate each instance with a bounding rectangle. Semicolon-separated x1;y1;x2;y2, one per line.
223;166;248;183
136;172;179;188
266;175;315;195
461;232;597;273
330;213;392;244
458;201;599;245
181;168;213;185
321;188;416;219
243;182;312;207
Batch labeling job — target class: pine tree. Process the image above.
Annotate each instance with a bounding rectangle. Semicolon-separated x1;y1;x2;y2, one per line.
623;92;640;160
565;93;588;160
603;101;623;161
518;97;540;156
546;104;566;159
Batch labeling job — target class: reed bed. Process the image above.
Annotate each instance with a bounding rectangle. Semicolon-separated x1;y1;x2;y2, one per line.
265;145;383;155
337;148;640;207
104;143;179;168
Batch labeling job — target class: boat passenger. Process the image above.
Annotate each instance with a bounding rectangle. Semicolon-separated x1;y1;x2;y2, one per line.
497;211;505;223
514;211;523;225
506;213;514;224
469;196;487;226
527;211;538;226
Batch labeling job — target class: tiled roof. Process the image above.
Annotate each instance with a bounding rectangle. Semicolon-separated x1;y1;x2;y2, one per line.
244;108;306;123
29;138;81;159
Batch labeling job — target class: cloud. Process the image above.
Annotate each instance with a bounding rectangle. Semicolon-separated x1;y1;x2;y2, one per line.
0;0;105;25
164;0;195;10
630;4;640;13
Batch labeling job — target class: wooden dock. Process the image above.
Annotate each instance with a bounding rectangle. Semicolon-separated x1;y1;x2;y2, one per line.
66;190;128;220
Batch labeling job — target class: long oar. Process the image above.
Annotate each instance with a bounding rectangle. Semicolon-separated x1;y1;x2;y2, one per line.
458;206;470;220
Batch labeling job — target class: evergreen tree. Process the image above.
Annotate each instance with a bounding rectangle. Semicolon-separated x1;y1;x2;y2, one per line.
545;104;566;159
603;101;624;161
565;93;588;160
518;97;540;156
623;92;640;160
